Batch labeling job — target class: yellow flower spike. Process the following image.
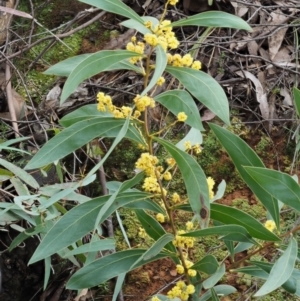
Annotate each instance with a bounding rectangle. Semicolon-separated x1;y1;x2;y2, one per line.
176;264;185;274
126;42;135;51
172;192;180;203
177;112;187;122
97;103;106;112
156;213;165;223
167;37;179;49
144;33;158;46
207;176;215;199
113;109;124;119
168;0;179;5
191;60;202;70
144;20;152;28
143;176;160;193
176;281;185;289
182;54;193;67
186;284;195;294
156;76;165;86
186;221;194;231
138;227;147;238
121;106;132;117
265;220;276;232
184;141;192;151
163;171;172;181
133;110;141;119
180;292;189;301
151;296;161;301
188;269;197;277
193;143;202;154
167;53;173;64
131;36;136;43
161;20;171;27
166;157;175;166
172;53;183;67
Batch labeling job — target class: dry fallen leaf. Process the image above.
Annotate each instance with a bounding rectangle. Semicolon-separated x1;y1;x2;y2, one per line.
268;9;289;61
236;70;269;120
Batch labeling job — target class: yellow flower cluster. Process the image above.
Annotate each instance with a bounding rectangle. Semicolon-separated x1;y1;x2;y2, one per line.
134;95;155;112
167;53;202;70
136;153;158;176
96;92;142;119
177;112;187;122
193;144;202;154
156;213;165;223
168;0;179;5
171;192;180;203
166;157;176;166
183;141;202;154
151;296;161;301
163;171;172;181
144;33;158;46
135;153;170;194
265;220;276;232
138;227;147;238
167;281;195;300
156;76;165;86
176;263;197;277
97;92;114;113
186;221;194;231
184;141;192;151
111;106;134;119
142;19;179;51
126;37;145;64
207;177;215;199
173;230;195;248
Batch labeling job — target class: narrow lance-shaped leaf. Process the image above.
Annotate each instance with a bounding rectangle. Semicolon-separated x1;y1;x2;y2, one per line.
166;66;230;125
25;118;144;169
0;158;39;189
66;249;172;289
209;123;280;229
211;203;280;241
199;285;236;301
135;209;177;254
234;264;297;294
44;54;91;76
244;167;300;213
175;202;279;241
94;168;145;229
254;237;298;297
44;54;142;77
170;11;252;31
113;273;126;301
210;288;220;301
59;104;112;127
154;137;210;228
60;50;141;103
79;0;144;24
192;255;219;275
293;87;300;118
29;192;151;264
181;225;257;244
203;263;226;289
141;44;167;96
63;239;115;257
129;233;174;271
155;90;204;131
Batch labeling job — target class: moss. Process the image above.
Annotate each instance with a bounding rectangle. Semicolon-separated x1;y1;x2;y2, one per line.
231;198;266;219
255;136;272;157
